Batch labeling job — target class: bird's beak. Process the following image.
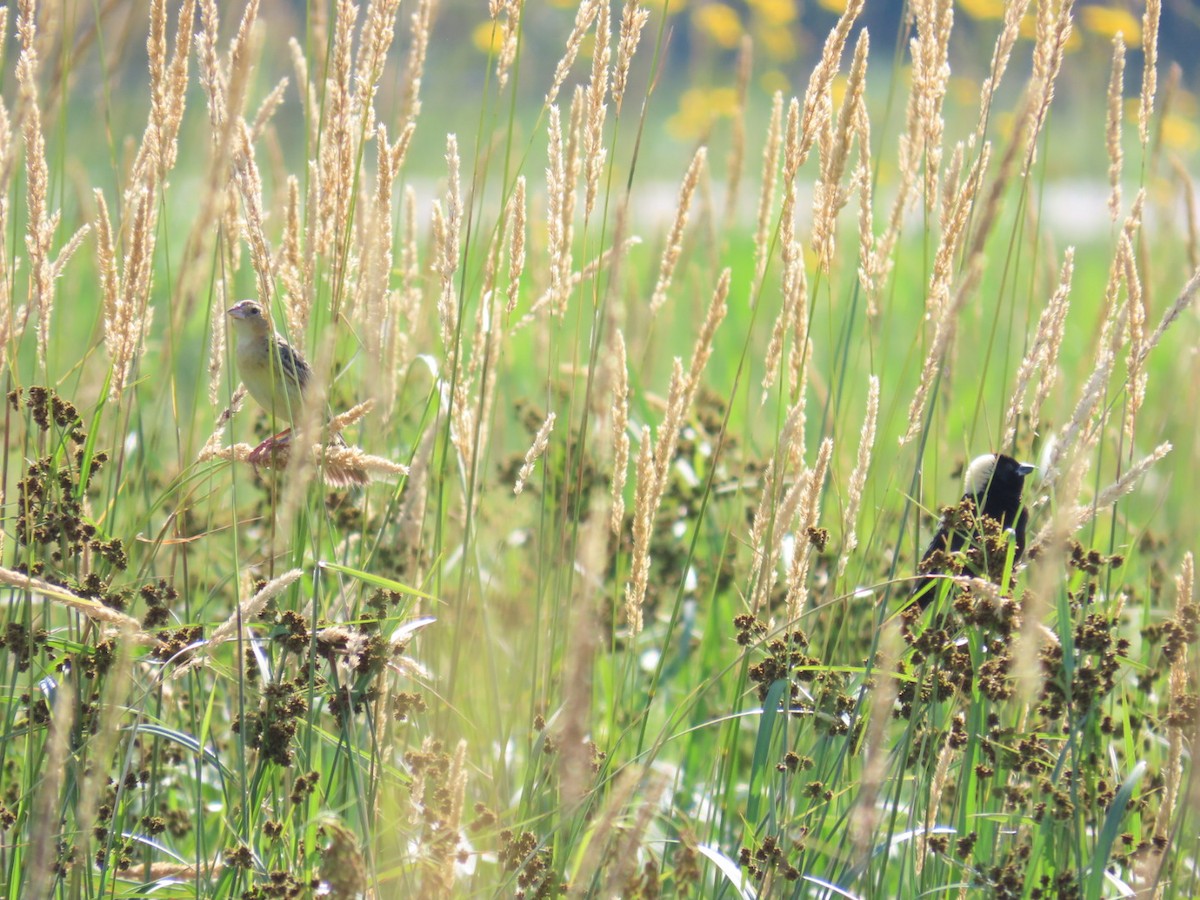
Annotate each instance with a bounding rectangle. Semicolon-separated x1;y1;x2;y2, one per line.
1016;462;1036;476
227;303;249;320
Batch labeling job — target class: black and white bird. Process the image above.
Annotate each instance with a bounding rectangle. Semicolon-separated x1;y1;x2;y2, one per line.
910;453;1035;607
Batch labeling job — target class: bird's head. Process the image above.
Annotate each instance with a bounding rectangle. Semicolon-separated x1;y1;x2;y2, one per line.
964;453;1036;499
227;300;271;335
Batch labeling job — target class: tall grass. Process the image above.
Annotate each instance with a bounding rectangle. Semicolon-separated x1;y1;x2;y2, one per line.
0;0;1196;897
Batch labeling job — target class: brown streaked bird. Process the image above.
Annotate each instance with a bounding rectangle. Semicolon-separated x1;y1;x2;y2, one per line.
910;453;1035;607
227;299;312;462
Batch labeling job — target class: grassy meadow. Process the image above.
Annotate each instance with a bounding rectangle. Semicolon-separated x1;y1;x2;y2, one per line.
0;0;1198;896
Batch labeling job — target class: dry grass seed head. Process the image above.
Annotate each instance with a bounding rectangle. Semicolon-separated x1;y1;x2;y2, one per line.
583;0;610;219
839;374;879;576
611;329;630;534
723;35;752;228
624;425;654;633
504;176;527;315
613;0;650;113
752;92;784;285
514;411;556;495
649;146;706;315
812;28;868;274
1139;0;1160;148
1105;34;1125;222
547;0;600;106
1003;247;1074;447
796;0;864;170
400;0;434;126
784;436;832;621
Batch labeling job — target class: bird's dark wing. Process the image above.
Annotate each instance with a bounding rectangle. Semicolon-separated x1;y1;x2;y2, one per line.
275;336;312;391
1013;508;1029;562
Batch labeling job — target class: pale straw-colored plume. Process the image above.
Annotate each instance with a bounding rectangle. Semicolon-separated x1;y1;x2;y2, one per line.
96;180;157;402
492;0;522;90
909;0;954;210
812;29;868;274
231;121;277;311
612;0;650;114
400;0;434;127
517;236;641;329
939;141;964;228
1170;157;1199;270
547;0;601;106
1040;285;1124;485
289;38;320;142
278;175;311;337
1105;34;1125;222
360;127;404;412
248;76;289;142
687;268;730;392
747;400;806;613
0;195;13;369
916;722;958;874
649;146;706;315
625;425;654;633
0;566;153;642
583;0;610;219
504;176;527;315
556;502;607;815
850;618;900;856
795;0;864;169
853;98;875;300
546;105;569;309
899;254;985;446
752;92;785;286
1137;263;1200;371
1031;443;1172;555
436;136;462;351
971;0;1030;144
17;3;77;369
26;679;75;899
514;412;556;495
1121;233;1147;444
1003;247;1074;447
623;269;727;631
353;0;404;138
610;329;630;534
784;436;832;621
198;385;248;461
1138;552;1194;894
723;36;752;228
315;0;355;282
147;0;197;175
183;570;304;674
1023;0;1073;175
839;375;879;576
1138;0;1160;148
652;359;688;493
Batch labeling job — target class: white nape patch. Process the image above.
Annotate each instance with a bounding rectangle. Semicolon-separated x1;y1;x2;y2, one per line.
963;453;999;495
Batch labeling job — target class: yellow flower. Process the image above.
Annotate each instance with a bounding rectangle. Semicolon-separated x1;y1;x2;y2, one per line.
667;86;739;139
694;3;743;48
757;24;796;61
1080;5;1141;43
748;0;797;26
1162;114;1200;153
472;21;504;55
816;0;846;11
959;0;1006;20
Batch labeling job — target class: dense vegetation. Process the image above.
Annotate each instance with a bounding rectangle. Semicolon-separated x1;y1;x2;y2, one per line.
0;0;1196;897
